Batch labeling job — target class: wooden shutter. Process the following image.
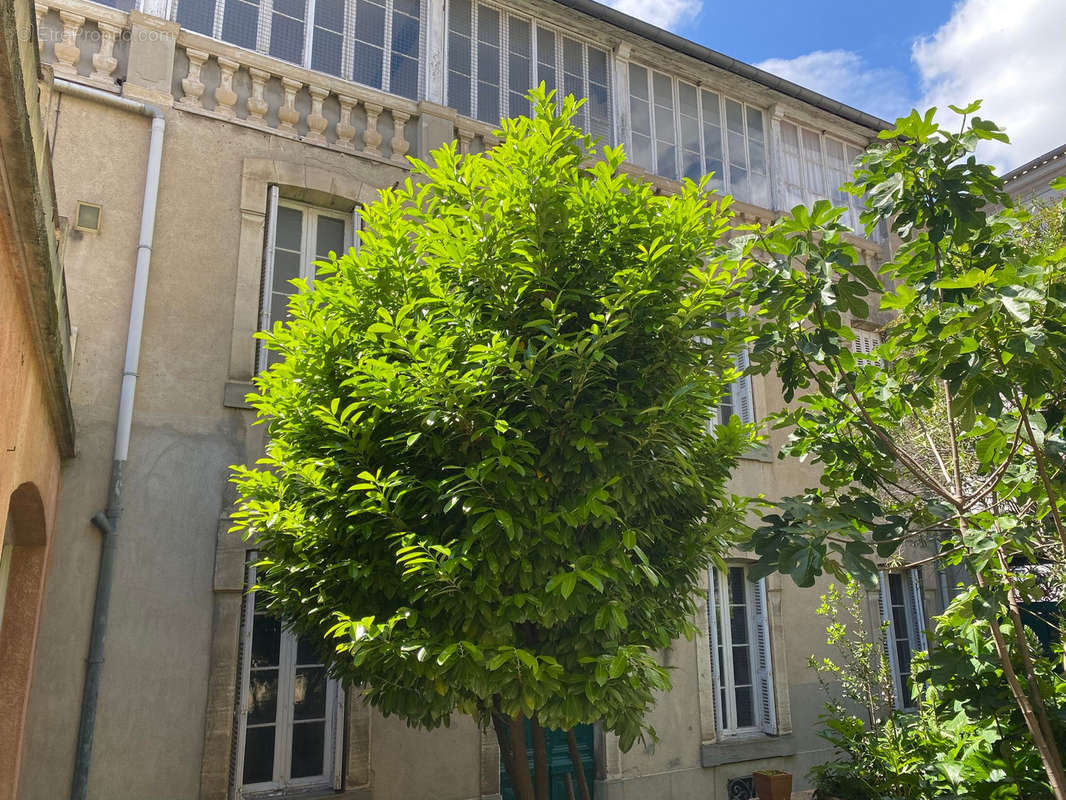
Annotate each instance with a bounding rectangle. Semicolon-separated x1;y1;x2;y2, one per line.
255;185;279;375
906;568;928;652
733;348;754;425
852;328;881;368
878;572;903;710
707;569;724;734
752;578;777;734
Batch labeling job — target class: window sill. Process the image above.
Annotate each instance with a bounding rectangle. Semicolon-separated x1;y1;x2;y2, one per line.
243;788;369;800
700;733;795;767
224;380;255;410
739;443;774;463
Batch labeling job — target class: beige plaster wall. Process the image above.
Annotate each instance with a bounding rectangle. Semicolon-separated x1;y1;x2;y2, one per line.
20;60;905;800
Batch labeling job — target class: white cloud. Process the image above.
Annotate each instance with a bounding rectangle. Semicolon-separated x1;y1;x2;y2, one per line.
755;50;912;123
912;0;1066;172
601;0;701;32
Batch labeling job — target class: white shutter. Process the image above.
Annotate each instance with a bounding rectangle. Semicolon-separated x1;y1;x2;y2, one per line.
878;572;903;710
733;348;754;425
852;328;881;368
752;578;777;734
906;568;928;653
707;569;724;734
256;185;280;375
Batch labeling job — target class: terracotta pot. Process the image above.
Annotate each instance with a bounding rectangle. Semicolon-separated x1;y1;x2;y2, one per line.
753;769;793;800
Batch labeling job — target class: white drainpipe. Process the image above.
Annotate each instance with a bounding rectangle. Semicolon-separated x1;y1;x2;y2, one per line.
52;78;166;800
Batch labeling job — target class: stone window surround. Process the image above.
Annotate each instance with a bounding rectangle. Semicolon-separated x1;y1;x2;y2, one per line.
205;155;404;800
694;552;794;767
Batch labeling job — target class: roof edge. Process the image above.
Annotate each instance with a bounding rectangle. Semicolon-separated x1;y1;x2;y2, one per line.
1001;143;1066;184
551;0;893;134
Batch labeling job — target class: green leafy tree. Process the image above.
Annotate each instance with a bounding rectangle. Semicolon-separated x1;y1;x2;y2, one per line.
736;104;1066;797
230;90;755;800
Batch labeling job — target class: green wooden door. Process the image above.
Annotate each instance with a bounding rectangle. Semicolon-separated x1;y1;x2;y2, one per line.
499;722;595;800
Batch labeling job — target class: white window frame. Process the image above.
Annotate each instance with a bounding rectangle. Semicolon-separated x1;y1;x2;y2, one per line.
878;569;927;711
257;191;357;373
235;556;345;797
708;565;777;736
626;65;769;204
171;0;425;98
444;0;613;140
779;119;873;235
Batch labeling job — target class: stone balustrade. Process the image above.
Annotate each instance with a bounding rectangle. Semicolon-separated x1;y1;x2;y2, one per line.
35;0;129;91
173;30;417;165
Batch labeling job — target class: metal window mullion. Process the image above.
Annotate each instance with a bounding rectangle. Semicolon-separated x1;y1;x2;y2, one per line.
469;1;478;119
382;0;394;93
719;95;731;192
499;7;508;122
672;77;682;182
259;0;275;56
212;0;226;40
342;0;356;81
302;0;316;69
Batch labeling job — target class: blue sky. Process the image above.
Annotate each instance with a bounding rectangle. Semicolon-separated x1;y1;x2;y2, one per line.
604;0;1066;172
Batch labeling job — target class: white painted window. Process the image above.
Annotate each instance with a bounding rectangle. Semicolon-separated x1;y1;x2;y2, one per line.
236;557;344;796
445;0;612;140
708;565;776;735
171;0;424;99
879;569;927;710
779;120;871;234
258;191;355;372
717;348;754;426
627;65;769;206
851;327;881;369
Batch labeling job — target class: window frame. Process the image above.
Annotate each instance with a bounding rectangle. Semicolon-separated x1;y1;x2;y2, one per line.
779;119;871;233
234;555;345;797
716;347;754;426
171;0;425;99
625;64;769;205
878;568;928;711
707;565;777;737
444;0;613;140
257;191;356;374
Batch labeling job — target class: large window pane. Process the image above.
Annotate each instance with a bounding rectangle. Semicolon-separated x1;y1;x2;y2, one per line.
536;28;556;96
353;0;386;88
221;0;260;51
243;726;276;784
176;0;217;36
476;5;501;123
507;17;532;119
310;0;343;75
290;722;326;778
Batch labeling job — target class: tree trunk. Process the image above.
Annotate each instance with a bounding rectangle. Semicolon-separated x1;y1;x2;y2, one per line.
493;712;536;800
566;728;592;800
530;714;550;800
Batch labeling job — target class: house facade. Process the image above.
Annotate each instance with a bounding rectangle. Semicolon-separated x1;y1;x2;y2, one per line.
0;0;76;796
17;0;944;798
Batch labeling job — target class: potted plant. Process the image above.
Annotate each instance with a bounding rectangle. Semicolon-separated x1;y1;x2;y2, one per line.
753;769;793;800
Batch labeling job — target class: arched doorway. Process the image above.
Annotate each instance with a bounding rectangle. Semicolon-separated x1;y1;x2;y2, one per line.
0;482;49;800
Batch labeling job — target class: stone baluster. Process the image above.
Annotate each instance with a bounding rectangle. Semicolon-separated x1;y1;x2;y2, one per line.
306;85;328;143
278;77;302;132
52;11;84;78
34;4;48;54
246;68;270;124
214;56;239;117
390;110;411;164
456;124;475;156
178;48;208;107
89;22;120;85
335;95;357;150
362;102;383;157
